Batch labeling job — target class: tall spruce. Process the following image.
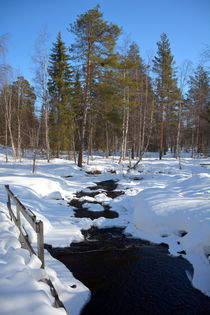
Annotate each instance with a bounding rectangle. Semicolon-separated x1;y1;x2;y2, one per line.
153;33;179;159
48;32;72;157
68;5;121;167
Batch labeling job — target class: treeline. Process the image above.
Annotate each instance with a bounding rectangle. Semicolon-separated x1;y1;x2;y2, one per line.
0;6;209;166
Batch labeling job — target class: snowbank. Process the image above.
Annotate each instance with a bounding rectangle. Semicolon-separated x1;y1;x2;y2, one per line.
1;151;210;312
132;172;210;296
0;211;66;315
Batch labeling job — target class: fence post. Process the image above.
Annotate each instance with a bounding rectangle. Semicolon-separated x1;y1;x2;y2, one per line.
36;221;44;268
16;204;21;228
5;185;12;220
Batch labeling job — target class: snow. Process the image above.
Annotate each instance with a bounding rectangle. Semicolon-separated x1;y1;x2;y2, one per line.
0;211;66;315
132;171;210;296
0;149;210;313
82;203;104;211
94;193;112;202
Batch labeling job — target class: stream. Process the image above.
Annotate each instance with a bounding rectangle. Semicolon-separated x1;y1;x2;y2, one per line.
46;179;210;314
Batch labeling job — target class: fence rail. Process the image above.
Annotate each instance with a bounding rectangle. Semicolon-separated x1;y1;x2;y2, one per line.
5;185;68;314
4;185;67;313
5;184;44;267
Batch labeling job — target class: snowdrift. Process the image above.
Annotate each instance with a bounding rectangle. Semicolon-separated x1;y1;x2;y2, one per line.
133;173;210;296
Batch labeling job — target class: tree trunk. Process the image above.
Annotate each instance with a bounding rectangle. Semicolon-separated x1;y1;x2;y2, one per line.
32;152;36;174
119;107;129;163
44;101;50;162
159;103;164;160
5;117;8;162
17;85;22;162
78;106;88;167
119;84;130;164
88;124;93;163
130;99;154;170
4;87;17;159
131;146;135;160
105;122;109;158
77;48;91;167
175;101;182;159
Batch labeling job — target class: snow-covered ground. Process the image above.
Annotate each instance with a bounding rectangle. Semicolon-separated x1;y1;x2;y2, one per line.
0;148;210;314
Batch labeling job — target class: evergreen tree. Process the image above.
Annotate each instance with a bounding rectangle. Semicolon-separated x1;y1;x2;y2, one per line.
48;32;72;157
187;65;210;155
153;33;179;159
68;5;121;167
126;43;154;161
94;56;122;156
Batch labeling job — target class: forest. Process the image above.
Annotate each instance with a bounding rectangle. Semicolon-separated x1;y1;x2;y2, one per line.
0;6;209;167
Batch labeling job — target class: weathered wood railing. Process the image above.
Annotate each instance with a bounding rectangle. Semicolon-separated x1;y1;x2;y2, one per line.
4;185;67;313
5;184;44;268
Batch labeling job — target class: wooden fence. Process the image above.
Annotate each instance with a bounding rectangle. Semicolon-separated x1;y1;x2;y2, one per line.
5;184;44;268
5;185;67;312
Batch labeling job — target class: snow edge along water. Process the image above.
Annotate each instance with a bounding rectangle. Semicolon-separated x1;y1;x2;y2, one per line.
0;151;210;314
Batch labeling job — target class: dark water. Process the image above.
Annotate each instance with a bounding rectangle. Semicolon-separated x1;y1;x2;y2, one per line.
69;180;124;220
47;180;210;315
47;227;210;315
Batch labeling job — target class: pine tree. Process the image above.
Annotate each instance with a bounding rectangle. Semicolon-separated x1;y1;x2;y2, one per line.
153;33;179;159
48;32;72;157
68;5;121;167
126;43;154;162
94;55;122;156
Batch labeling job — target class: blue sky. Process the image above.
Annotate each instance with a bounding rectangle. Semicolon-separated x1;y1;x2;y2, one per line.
1;0;210;83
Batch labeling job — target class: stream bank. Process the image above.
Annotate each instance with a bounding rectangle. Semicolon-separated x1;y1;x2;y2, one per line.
46;179;210;314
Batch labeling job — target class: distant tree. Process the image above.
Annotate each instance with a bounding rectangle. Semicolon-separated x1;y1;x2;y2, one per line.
153;33;180;159
187;65;210;156
0;34;11;87
0;33;12;161
71;71;83;159
201;44;210;70
68;5;121;167
175;60;192;160
126;43;154;162
48;32;73;157
94;55;122;157
117;43;135;164
11;76;37;160
33;30;50;162
0;83;16;159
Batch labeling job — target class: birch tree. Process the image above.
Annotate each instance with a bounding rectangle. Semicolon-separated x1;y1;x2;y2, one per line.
175;60;192;159
0;34;13;161
33;30;50;162
12;76;36;160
